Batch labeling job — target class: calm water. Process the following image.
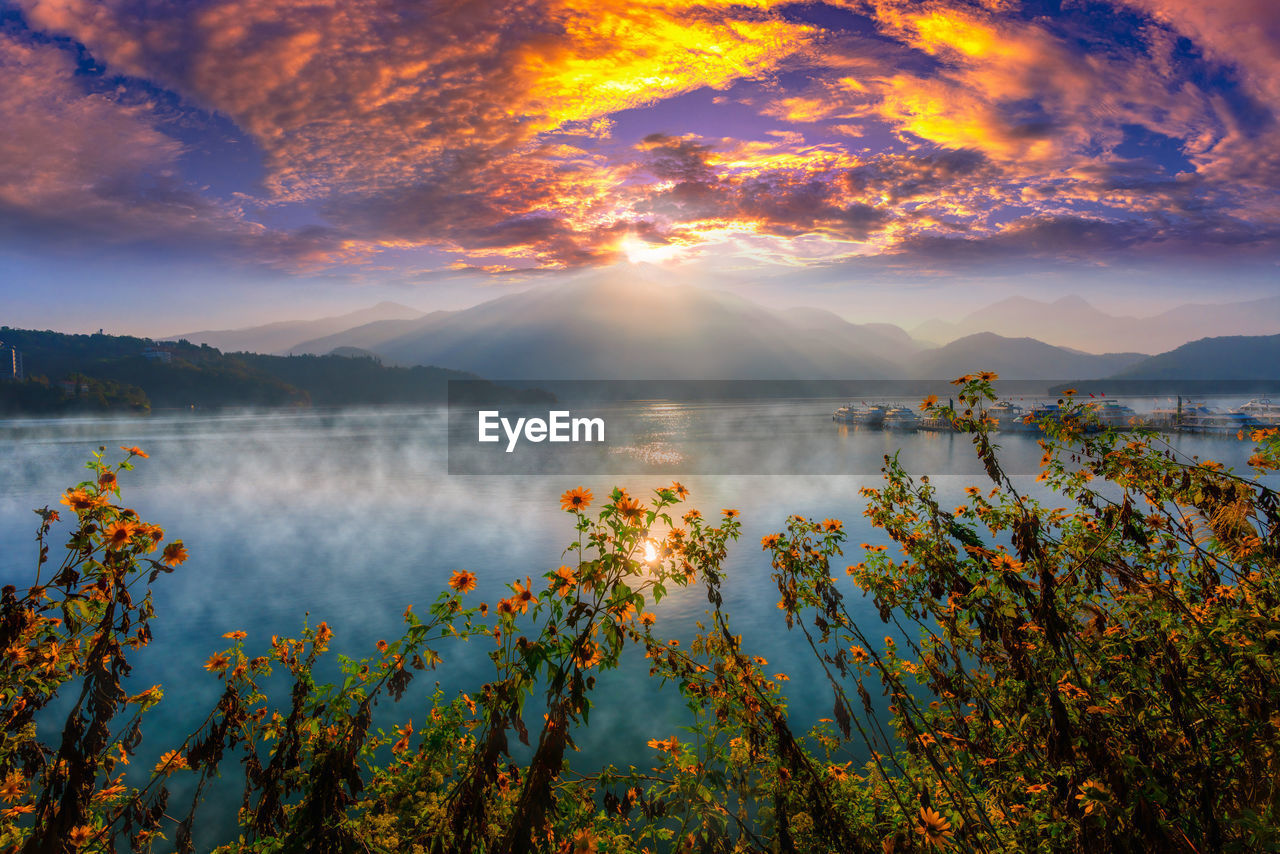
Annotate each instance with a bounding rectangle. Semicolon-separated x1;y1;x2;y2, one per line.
0;401;1264;846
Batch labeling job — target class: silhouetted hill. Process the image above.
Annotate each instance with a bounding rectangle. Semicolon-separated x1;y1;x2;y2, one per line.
172;302;425;354
908;333;1145;379
0;327;540;413
1109;334;1280;380
294;271;916;380
913;294;1280;354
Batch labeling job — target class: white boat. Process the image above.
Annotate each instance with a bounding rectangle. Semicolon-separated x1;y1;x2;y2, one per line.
882;405;919;432
1084;398;1139;429
1178;408;1259;435
834;403;887;427
1235;398;1280;426
988;401;1031;432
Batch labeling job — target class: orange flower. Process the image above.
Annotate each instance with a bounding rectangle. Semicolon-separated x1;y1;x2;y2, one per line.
550;565;576;597
512;577;538;613
616;495;644;523
978;371;998;382
915;807;953;846
376;639;389;653
93;783;127;802
920;394;939;410
991;553;1023;573
204;653;231;673
0;771;27;803
773;672;789;681
753;656;767;666
647;736;680;754
449;570;477;594
1026;782;1049;794
154;750;189;774
722;508;740;519
161;542;188;567
392;720;414;753
68;826;95;848
222;630;247;640
60;488;102;512
2;804;34;819
560;487;593;512
670;481;689;499
573;641;602;670
98;470;118;489
760;534;780;549
496;598;518;616
102;520;136;549
120;445;149;458
821;518;842;533
639;612;656;627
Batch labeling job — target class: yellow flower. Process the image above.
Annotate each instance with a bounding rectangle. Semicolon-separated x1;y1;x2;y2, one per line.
560;487;593;512
449;570;477;593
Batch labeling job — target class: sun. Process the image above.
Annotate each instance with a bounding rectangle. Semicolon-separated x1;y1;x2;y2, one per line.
619;234;686;264
642;539;660;563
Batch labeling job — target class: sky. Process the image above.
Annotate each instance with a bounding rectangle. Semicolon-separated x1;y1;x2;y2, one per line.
1;0;1278;336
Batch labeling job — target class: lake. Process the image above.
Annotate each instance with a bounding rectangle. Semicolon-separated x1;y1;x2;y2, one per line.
0;399;1266;846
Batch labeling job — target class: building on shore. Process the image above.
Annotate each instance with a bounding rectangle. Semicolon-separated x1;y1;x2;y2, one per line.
0;342;23;381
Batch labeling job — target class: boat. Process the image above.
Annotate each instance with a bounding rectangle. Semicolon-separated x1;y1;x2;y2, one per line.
881;405;919;432
834;403;887;427
1178;408;1259;435
1084;398;1139;429
1146;398;1213;429
988;401;1031;432
1235;398;1280;426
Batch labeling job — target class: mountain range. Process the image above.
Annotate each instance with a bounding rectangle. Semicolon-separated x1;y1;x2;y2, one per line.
912;294;1280;354
278;273;1143;380
174;301;425;355
164;270;1279;382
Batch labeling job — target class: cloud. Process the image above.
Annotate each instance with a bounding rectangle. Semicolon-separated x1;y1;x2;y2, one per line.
4;0;1280;275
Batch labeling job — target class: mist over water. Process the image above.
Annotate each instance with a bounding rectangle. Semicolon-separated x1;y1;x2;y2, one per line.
0;403;1265;846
